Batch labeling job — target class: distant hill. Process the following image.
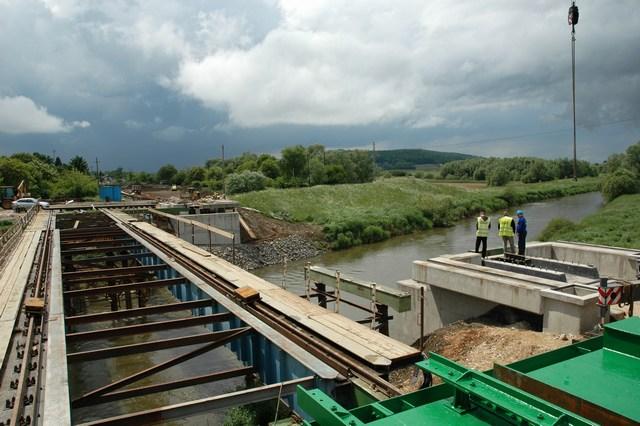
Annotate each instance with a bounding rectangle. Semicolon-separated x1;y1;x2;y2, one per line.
374;149;474;170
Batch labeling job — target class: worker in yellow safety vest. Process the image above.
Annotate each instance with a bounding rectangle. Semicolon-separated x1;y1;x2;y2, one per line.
498;210;516;254
475;210;491;258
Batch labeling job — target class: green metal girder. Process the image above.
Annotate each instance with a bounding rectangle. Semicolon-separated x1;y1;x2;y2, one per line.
417;353;596;426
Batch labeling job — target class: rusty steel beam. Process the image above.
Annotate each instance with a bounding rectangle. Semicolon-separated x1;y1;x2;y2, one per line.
62;253;152;266
493;364;632;426
65;299;213;325
60;230;127;240
61;238;136;249
61;244;144;256
63;264;169;279
63;277;185;297
64;272;158;285
67;327;252;363
77;376;315;426
72;327;253;407
66;312;234;342
83;367;254;407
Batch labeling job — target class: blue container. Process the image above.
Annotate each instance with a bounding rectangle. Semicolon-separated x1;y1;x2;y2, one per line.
99;185;122;202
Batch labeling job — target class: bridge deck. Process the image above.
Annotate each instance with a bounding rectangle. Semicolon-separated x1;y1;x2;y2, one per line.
108;209;420;367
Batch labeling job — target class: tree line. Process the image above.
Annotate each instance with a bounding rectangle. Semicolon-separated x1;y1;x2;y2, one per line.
439;156;599;186
0;153;97;199
111;144;376;194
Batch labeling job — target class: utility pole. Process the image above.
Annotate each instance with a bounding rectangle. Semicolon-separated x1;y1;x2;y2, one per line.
95;157;100;184
372;141;376;175
569;1;579;181
221;144;226;197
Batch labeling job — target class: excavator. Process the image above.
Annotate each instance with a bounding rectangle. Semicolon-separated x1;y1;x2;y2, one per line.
1;180;27;209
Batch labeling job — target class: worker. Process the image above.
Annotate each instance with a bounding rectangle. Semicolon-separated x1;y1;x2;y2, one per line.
498;210;516;254
474;210;491;258
516;210;527;256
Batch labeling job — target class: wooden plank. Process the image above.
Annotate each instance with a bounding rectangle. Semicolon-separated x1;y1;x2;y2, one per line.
148;208;234;240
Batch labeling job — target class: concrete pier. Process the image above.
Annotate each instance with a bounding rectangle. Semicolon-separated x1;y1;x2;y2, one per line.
393;241;640;344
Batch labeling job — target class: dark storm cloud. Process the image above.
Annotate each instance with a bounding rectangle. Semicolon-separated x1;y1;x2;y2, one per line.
0;0;639;170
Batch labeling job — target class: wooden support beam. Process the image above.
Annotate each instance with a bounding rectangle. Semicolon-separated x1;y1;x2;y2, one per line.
67;327;252;363
65;299;213;325
66;312;234;342
63;277;185;298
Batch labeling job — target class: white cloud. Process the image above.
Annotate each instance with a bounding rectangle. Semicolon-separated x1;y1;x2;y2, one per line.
174;1;640;129
0;96;89;134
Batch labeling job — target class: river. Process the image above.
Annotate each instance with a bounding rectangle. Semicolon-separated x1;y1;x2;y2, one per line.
254;192;604;293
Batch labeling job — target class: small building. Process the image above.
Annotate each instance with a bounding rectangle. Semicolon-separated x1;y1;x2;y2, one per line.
98;184;122;202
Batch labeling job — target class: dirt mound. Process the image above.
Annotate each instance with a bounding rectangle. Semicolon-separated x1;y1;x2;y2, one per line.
239;207;322;241
423;321;572;373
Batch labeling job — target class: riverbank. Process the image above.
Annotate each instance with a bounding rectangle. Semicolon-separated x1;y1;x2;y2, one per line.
235;177;601;249
539;193;640;248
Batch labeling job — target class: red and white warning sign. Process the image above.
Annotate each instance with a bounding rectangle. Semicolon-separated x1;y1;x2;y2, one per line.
597;284;622;306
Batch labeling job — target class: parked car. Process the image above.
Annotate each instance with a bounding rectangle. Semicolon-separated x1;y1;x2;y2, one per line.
11;198;49;212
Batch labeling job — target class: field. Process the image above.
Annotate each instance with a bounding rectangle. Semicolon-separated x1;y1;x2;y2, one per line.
235;177;601;249
539;193;640;248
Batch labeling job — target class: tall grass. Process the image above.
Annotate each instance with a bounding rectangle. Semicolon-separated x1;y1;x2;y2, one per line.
236;177;601;249
539;194;640;248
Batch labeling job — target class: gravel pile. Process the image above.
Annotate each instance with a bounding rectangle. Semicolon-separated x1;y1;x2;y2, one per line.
210;234;324;270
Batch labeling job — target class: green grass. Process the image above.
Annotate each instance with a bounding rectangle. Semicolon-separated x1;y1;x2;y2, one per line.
236;177;601;249
539;194;640;248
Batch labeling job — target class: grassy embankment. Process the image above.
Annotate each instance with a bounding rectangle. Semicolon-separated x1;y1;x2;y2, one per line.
539;194;640;248
235;177;601;249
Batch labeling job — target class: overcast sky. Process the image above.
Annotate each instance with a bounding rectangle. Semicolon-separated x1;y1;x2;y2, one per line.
1;0;639;170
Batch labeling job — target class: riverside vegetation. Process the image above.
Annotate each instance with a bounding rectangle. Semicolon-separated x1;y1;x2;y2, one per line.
236;177;601;249
539;194;640;248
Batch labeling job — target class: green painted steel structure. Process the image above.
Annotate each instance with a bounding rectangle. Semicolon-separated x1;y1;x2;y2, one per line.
298;317;640;425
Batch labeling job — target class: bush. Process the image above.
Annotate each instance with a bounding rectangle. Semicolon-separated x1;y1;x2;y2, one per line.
488;167;511;186
413;171;425;179
361;225;389;243
226;171;268;194
602;168;638;202
50;170;98;200
390;170;408;177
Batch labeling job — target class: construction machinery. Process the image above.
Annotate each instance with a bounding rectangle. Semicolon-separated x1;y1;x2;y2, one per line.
1;180;29;209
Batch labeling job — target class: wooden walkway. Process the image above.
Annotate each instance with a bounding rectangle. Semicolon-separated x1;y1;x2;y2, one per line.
109;210;420;368
0;212;49;368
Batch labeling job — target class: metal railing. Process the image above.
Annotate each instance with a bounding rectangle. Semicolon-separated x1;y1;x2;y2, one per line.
0;205;39;270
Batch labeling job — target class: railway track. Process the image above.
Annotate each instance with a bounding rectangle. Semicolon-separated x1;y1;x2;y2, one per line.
0;212;53;426
104;209;405;398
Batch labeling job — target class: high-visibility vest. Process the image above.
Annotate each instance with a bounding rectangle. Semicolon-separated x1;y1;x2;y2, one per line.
499;216;514;237
476;217;490;237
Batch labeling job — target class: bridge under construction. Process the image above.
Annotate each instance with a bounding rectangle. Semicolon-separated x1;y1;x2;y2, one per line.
0;203;638;425
0;206;422;425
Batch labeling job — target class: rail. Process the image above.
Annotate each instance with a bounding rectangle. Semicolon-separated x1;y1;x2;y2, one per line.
104;209;405;398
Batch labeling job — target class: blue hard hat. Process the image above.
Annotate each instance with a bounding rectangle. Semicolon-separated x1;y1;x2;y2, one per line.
516;210;524;215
